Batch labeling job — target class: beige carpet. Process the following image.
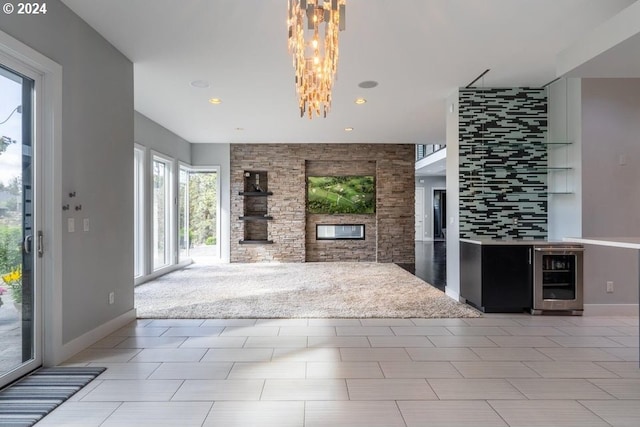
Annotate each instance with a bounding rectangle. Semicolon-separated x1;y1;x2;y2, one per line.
135;262;481;318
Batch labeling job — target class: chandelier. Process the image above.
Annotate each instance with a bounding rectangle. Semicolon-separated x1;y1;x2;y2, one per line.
288;0;346;119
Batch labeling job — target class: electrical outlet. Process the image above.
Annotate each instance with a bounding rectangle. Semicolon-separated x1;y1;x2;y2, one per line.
606;281;614;293
108;292;115;305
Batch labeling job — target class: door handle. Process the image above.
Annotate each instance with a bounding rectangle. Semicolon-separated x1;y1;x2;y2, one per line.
534;247;585;253
38;231;44;257
23;234;33;254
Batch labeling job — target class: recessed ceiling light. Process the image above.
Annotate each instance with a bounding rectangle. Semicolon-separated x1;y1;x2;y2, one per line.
358;80;378;89
235;127;244;131
344;127;354;132
190;80;210;88
209;98;222;105
354;98;367;105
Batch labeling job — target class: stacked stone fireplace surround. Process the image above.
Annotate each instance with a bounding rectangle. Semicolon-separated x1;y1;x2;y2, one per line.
230;144;415;263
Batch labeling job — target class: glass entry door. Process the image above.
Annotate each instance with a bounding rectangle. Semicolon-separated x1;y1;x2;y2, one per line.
0;64;40;387
178;168;219;264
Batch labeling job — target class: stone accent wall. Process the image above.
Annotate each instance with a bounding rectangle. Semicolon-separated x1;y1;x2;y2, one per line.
230;144;414;263
459;88;548;239
376;158;417;262
306;160;377;177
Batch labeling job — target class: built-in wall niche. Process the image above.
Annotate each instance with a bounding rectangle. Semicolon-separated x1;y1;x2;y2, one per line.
317;224;365;240
546;78;575;195
239;170;273;244
241;170;271;195
305;162;377;261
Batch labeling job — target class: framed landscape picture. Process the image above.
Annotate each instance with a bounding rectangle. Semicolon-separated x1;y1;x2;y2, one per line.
307;176;375;214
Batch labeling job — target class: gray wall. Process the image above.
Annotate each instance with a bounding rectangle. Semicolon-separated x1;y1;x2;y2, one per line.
445;91;461;300
581;78;640;305
0;0;134;342
134;111;190;163
415;176;446;240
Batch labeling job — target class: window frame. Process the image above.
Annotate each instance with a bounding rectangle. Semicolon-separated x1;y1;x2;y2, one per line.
178;163;190;262
150;152;174;272
133;144;145;278
178;164;221;261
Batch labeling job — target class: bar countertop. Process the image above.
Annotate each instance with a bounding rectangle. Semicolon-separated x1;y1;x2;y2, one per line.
460;238;578;246
563;237;640;250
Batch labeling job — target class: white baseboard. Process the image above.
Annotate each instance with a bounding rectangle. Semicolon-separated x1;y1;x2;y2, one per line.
53;308;137;366
583;304;639;317
135;260;192;286
445;287;461;302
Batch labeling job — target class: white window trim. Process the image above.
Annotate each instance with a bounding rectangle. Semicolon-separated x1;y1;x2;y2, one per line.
178;163;191;263
178;164;221;261
150;151;175;272
133;144;146;279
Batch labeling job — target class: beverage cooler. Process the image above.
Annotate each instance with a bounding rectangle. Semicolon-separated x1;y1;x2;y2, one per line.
532;245;584;315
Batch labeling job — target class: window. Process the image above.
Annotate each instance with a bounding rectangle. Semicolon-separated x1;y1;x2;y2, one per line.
152;155;172;270
133;147;145;277
178;167;189;261
136;154;219;277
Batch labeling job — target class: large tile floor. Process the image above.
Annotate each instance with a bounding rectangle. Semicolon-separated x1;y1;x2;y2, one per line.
38;315;639;426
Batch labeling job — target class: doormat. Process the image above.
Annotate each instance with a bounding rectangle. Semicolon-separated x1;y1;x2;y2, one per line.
0;366;106;427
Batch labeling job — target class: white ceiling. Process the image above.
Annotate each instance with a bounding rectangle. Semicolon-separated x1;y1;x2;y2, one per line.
558;0;640;77
61;0;635;144
566;32;640;77
415;148;446;176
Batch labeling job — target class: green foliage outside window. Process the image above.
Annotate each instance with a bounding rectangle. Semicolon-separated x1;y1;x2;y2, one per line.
0;226;21;275
188;172;217;246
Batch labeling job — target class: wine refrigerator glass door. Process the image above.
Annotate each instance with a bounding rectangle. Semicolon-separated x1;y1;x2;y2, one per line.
533;247;584;313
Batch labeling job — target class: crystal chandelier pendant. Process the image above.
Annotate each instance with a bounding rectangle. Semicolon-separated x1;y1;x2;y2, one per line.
288;0;346;119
